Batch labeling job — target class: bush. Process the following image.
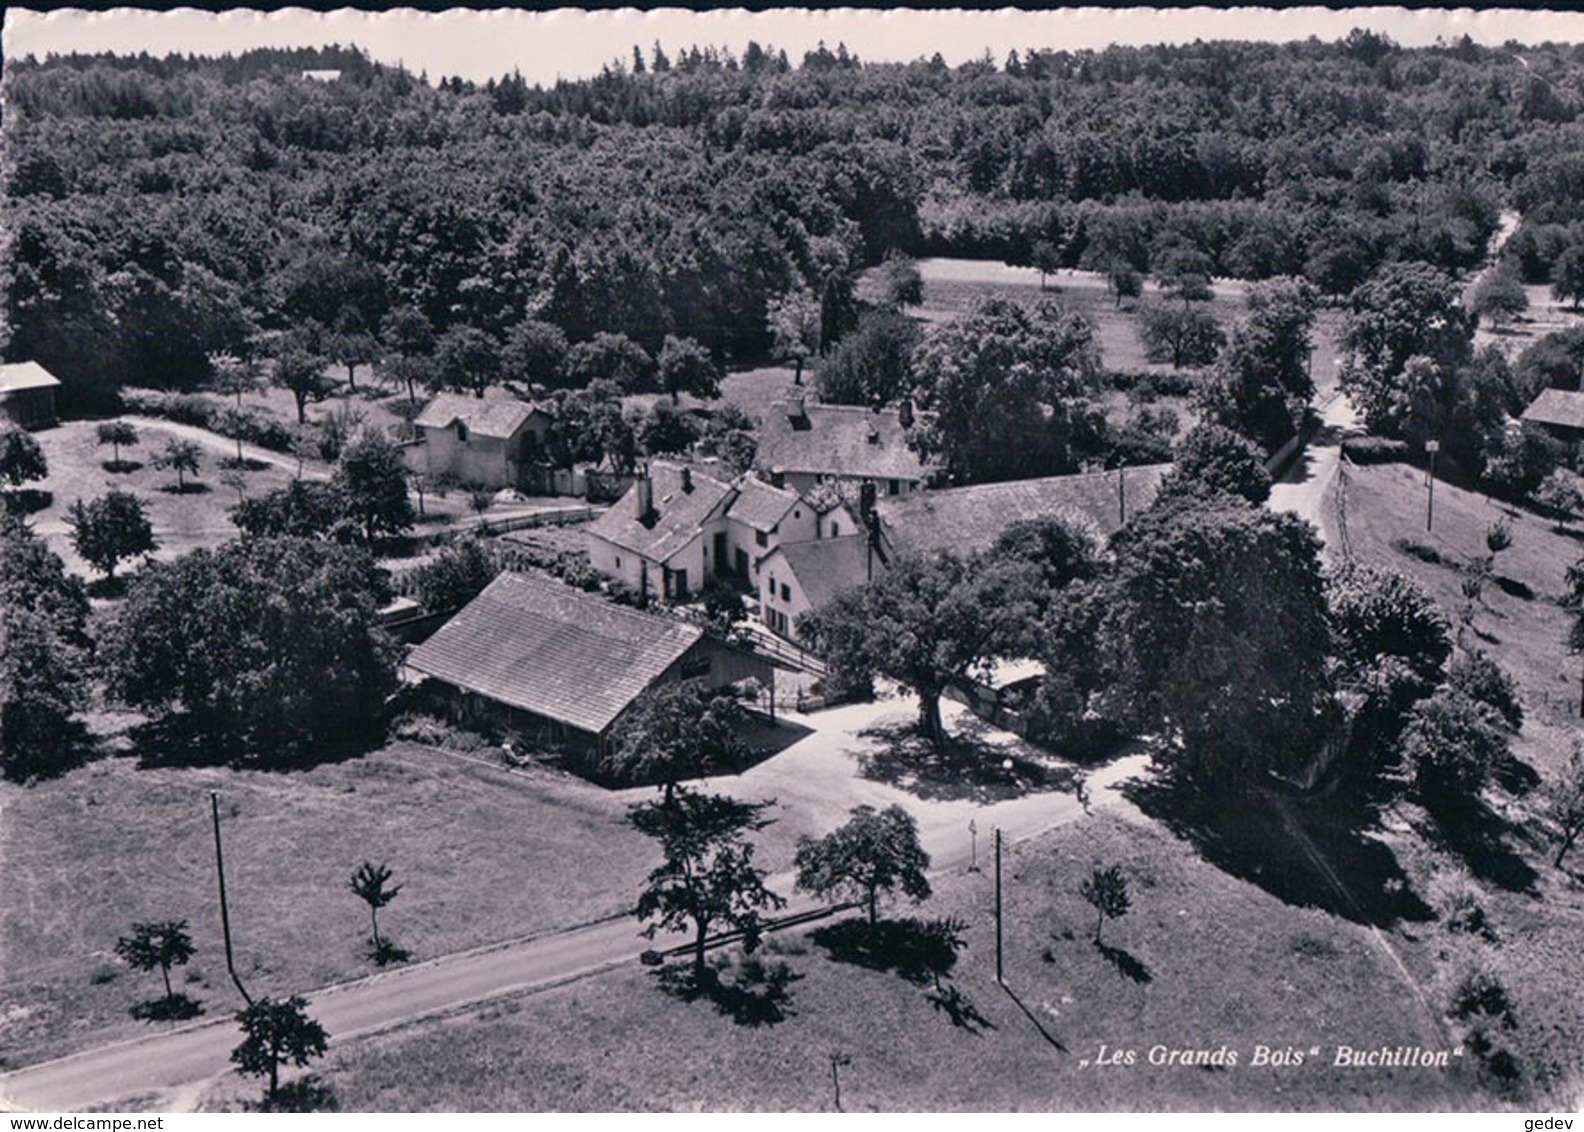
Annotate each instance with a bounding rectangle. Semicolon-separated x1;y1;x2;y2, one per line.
1390;537;1450;566
1341;436;1411;464
1402;688;1508;817
1446;649;1523;731
1449;964;1515;1027
120;388;294;452
1534;470;1584;520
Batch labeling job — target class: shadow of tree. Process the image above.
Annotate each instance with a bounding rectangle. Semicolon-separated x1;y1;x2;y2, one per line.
1423;804;1540;895
3;489;53;515
102;460;145;474
127;713;380;772
368;939;412;967
1492;575;1535;601
925;982;994;1034
159;482;212;495
809;917;965;987
856;719;1079;804
252;1077;338;1113
656;952;800;1027
1125;778;1435;928
129;993;203;1022
1095;941;1152;984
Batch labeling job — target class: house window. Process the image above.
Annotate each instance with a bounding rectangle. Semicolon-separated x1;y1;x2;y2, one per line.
888;479;900;495
615;556;622;568
794;510;801;519
831;521;840;537
756;530;768;548
780;583;791;602
680;655;712;680
456;422;470;443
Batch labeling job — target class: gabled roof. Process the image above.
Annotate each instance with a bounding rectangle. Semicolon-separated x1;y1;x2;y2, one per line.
876;465;1171;556
415;390;544;440
1521;388;1584;432
769;535;877;610
756;402;935;483
727;477;801;532
0;362;62;395
586;462;734;563
407;572;703;735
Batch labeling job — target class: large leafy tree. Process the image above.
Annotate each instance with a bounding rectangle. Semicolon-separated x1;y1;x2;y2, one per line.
332;431;415;542
1136;303;1224;369
656;334;720;404
1090;491;1330;789
67;490;157;581
603;681;748;796
1161;423;1273;505
1340;263;1473;437
1196;277;1318;449
629;787;784;985
232;480;352;542
100;537;397;763
794;804;931;924
911;296;1103;484
801;550;1041;750
815;307;920;408
766;287;822;386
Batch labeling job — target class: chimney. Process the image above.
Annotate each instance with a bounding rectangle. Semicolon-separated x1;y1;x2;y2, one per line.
859;480;876;521
681;467;694;493
635;470;653;521
898;397;914;429
788;392;805;421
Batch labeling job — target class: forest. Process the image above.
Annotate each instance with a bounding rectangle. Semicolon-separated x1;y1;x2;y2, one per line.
4;32;1584;413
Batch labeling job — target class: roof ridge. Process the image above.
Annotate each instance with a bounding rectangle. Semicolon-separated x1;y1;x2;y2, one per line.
492;571;700;639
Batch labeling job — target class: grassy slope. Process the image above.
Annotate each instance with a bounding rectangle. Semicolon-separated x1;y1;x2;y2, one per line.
311;813;1481;1112
0;745;653;1067
1333;459;1584;1104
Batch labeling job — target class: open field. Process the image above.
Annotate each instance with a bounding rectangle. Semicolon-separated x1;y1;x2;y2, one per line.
26;420;305;579
303;811;1484;1112
1337;459;1584;777
912;259;1349;398
0;744;654;1067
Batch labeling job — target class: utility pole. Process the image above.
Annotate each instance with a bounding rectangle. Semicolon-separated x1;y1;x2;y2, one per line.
828;1051;851;1112
1117;464;1127;527
211;792;253;1006
968;818;979;873
994;827;1004;986
1425;440;1440;533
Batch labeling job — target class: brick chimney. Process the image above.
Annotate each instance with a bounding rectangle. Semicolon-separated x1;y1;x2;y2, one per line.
681;467;694;493
635;469;654;522
788;392;805;421
898;397;914;429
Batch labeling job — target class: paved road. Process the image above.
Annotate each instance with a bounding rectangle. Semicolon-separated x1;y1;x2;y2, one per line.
0;706;1094;1113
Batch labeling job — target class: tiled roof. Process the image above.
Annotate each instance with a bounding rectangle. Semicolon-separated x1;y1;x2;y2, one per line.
585;462;734;563
773;535;878;610
0;362;61;395
407;572;703;735
756;403;935;483
415;390;542;439
876;465;1171;556
727;477;800;532
1522;388;1584;432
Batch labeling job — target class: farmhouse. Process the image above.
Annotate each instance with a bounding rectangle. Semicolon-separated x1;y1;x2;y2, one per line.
1520;388;1584;448
0;361;62;429
585;461;859;601
755;395;937;496
405;571;770;757
407;389;553;490
756;534;877;639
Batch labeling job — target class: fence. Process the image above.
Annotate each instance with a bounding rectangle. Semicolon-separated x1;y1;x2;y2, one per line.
412;504;597;547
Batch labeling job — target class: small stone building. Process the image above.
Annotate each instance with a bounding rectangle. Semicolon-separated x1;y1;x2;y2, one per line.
408;389;552;490
0;362;62;429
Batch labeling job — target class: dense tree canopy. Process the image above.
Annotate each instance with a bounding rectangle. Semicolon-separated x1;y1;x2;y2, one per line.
99;536;397;762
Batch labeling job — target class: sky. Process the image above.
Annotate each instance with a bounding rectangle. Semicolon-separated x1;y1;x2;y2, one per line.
7;7;1584;85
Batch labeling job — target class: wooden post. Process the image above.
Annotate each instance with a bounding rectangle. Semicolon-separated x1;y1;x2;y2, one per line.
994;827;1004;986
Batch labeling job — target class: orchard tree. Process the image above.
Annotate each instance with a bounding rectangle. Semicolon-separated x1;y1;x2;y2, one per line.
433;325;504;397
1547;739;1584;868
1470;269;1529;329
272;342;334;424
231;996;329;1108
794;804;931;924
331;431;414;542
1137;304;1224;369
115;919;195;1004
96;421;140;470
801;550;1041;750
1161;423;1273;505
1080;865;1131;944
1031;239;1063;291
0;426;47;496
562;332;652;392
1106;261;1143;309
911;296;1103;483
766;287;822;385
656;335;721;404
208;351;261;409
629;787;785;985
349;861;402;960
232;480;351;542
1552;242;1584;311
152;438;202;491
603;681;748;796
501;318;570;386
67;490;157;581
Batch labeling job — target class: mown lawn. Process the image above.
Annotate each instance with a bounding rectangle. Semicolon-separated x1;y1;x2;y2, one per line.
0;744;654;1067
305;813;1488;1112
